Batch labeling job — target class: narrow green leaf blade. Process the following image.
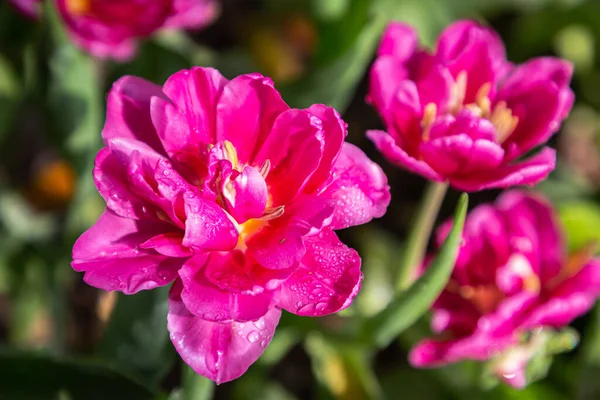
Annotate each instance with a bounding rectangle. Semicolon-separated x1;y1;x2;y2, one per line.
366;193;468;348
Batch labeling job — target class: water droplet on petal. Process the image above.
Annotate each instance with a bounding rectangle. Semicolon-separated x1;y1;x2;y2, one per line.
247;331;260;343
253;319;266;330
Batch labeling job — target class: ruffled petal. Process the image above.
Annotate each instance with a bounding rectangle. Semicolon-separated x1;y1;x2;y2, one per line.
254;109;325;205
216;73;288;164
156;67;228;152
182;192;239;252
496;191;564;283
420;134;505;177
222;166;268;224
168;280;281;384
449;147;556;192
71;210;184;294
500;82;564;158
277;229;362;316
103;76;167;154
164;0;219;29
246;224;306;270
367;130;444;182
303;105;347;193
322;143;390;229
178;255;273;322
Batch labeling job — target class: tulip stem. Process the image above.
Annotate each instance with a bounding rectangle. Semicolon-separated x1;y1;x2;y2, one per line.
396;181;449;292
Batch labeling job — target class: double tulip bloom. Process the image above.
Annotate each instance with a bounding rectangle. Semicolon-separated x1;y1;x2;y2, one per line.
72;67;390;382
368;20;573;191
10;0;218;60
411;191;600;387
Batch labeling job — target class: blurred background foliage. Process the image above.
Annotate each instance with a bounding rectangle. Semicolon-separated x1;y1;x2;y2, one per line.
1;0;600;399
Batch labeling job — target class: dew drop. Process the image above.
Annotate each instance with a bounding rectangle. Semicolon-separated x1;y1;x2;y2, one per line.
253;319;266;330
260;339;268;348
247;331;260;343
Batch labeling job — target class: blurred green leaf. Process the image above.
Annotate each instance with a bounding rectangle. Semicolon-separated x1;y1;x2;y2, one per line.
577;305;600;400
311;0;350;22
365;193;468;348
558;201;600;252
258;326;300;366
98;286;175;387
305;332;382;400
280;11;385;112
0;349;156;400
43;2;104;238
0;52;21;145
0;191;57;241
181;365;214;400
353;226;399;317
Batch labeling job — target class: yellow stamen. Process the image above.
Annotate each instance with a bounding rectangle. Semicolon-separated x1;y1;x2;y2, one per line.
421;102;437;141
475;83;492;117
489;101;519;143
223;140;239;170
259;159;271;179
449;71;468;113
66;0;92;15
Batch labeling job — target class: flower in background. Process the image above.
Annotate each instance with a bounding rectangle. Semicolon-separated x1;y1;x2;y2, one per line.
367;20;574;191
54;0;219;60
410;191;600;387
71;67;390;383
8;0;42;19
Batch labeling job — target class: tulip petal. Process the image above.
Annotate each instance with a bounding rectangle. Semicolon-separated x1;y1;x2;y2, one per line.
449;147;556;192
103;76;167;154
303;104;347;193
246;224;306;270
168;280;281;384
216;74;288;164
72;210;184;294
420;134;505;177
157;67;228;151
254;109;325;206
367;130;444;182
182;192;239;252
277;229;362;316
323;143;390;229
178;255;273;322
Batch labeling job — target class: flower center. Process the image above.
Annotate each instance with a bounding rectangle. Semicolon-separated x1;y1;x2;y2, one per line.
213;140;284;249
66;0;92;16
421;70;519;143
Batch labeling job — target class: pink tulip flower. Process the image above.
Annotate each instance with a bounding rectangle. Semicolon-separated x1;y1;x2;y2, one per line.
410;191;600;387
54;0;219;60
367;20;574;191
72;67;390;383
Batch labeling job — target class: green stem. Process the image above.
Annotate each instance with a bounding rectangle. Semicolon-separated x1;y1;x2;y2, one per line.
396;181;449;292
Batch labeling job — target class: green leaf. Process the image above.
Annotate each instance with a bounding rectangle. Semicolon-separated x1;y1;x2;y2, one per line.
353;226;400;317
181;365;214;400
364;193;468;348
98;286;175;387
558;201;600;252
305;332;382;400
43;2;104;237
0;349;156;400
279;11;386;112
